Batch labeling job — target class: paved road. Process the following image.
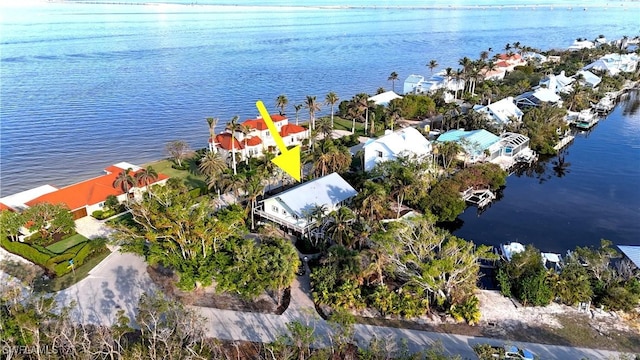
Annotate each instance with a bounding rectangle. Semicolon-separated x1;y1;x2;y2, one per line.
3;218;635;359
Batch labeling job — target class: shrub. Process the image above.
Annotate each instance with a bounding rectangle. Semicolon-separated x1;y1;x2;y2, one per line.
54;262;71;277
1;238;52;265
92;210;104;219
73;242;95;267
188;188;201;199
45;253;75;268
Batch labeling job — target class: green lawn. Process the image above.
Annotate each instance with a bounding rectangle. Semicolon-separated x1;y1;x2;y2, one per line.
145;158;207;190
36;249;112;292
46;233;89;254
328;116;386;137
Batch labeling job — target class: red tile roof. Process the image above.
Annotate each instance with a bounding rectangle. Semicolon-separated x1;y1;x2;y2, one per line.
0;202;13;212
279;124;307;136
243;114;287;131
25;166;168;211
496;60;509;68
244;136;262;146
215;133;244;150
499;53;522;61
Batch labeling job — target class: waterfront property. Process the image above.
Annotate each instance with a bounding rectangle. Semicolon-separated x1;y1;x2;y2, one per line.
473;97;524;128
212;113;309;163
403;72;464;96
368;90;402;106
538;71;575;94
582;53;640;76
515;88;562;108
362;127;432;172
254;172;357;234
617;245;640;269
568;38;595;51
566;109;599;130
494;53;527;72
575;70;601;88
20;162;168;219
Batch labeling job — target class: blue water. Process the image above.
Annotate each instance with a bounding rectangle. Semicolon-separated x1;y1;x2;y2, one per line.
0;1;638;249
452;92;640;250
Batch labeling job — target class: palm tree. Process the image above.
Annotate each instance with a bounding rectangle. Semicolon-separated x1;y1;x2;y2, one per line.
304;95;321;130
385;100;402;131
135;166;158;191
504;43;512;53
454;69;464;99
479;50;489;62
200;151;226;186
276;94;288;115
293;104;303;125
244;176;265;230
316;117;333;141
239;123;253;165
113;168;135;203
387;71;399;92
325;207;356;248
355;180;388;221
325;91;339;128
206;117;218;153
225;115;241;175
428;59;438;75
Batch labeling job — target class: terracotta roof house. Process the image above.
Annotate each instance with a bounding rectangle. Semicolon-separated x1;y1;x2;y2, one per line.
212;113;309;163
25;162;169;219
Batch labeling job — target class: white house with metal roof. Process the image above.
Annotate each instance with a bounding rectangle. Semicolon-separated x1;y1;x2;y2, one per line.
368;91;402;106
575;70;601;88
539;71;575;94
255;173;357;233
617;245;640;269
515;88;562;108
473;97;524;127
363;127;432;172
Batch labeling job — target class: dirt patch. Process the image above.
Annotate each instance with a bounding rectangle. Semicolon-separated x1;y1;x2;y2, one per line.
147;266;290;315
477;289;640;352
351;290;640;353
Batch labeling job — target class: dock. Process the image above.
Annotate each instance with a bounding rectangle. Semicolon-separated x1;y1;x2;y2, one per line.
461;187;496;208
554;135;574;152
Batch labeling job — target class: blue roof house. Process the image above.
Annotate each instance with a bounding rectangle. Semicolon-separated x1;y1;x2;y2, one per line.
437;129;503;163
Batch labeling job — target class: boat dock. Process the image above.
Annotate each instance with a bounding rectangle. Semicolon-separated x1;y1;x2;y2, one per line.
461;187;496;208
554;135;575;152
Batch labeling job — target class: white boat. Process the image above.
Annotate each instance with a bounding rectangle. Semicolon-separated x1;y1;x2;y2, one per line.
541;252;563;271
567;109;599;129
501;242;525;261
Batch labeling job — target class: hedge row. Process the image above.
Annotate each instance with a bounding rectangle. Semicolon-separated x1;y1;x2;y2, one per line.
1;237;51;265
1;237;101;277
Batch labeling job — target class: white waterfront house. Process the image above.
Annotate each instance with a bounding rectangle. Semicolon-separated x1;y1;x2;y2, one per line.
403;72;464;95
255;173;357;234
362;127;432;172
575;70;601;88
582;53;639;76
568;38;595;51
515;88;562;108
473;97;524;128
368;91;402;106
539;71;575;94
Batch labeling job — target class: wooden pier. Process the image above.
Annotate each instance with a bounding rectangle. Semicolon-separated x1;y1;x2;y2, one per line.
461;187;496;208
554;135;574;152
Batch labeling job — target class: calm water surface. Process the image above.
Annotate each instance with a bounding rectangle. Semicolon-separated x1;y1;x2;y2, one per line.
0;0;638;249
452;91;640;251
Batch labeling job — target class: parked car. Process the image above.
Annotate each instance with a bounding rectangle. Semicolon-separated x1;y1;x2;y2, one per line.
504;346;535;360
